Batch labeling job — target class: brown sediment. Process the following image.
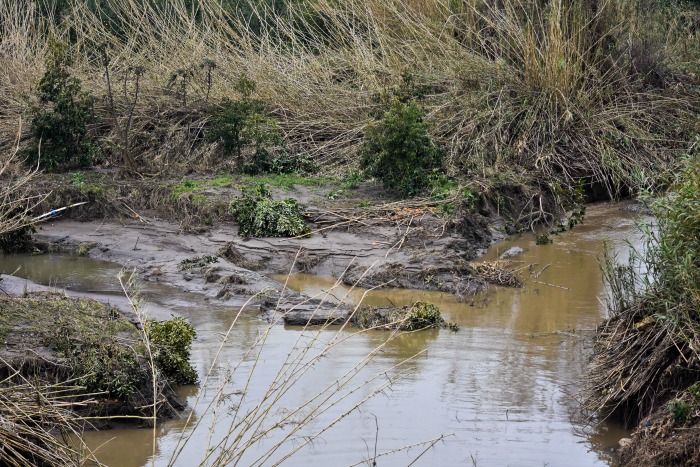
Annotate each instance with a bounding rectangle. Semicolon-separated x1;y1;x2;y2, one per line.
24;174;521;317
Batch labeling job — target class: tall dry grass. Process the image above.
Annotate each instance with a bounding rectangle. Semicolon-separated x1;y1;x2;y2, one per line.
0;120;42;237
0;364;100;467
1;0;698;190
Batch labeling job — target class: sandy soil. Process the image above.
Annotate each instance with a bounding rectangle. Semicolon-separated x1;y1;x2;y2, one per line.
25;180;505;323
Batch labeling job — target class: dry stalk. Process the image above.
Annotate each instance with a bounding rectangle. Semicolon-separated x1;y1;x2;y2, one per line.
0;120;44;237
163;256;442;466
0;362;99;467
473;260;523;288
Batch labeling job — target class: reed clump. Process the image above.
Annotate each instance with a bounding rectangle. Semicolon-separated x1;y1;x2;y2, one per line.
0;378;88;467
0;0;696;204
585;145;700;465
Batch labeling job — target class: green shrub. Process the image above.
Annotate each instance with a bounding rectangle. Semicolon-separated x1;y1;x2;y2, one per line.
400;302;446;331
668;399;692;424
653;157;700;302
341;170;364;190
206;76;312;175
74;343;144;400
69;172;85;187
360;99;444;197
207;97;264;159
689;382;700;405
242;150;320;176
369;71;433;118
352;301;451;331
26;39;99;170
146;317;198;386
232;183;310;238
49;324;145;400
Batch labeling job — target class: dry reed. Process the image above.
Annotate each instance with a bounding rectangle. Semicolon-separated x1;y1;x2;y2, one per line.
0;120;43;237
162;256;444;465
1;0;696;192
0;365;96;467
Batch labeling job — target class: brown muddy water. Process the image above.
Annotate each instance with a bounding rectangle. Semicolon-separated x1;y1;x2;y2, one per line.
0;202;649;466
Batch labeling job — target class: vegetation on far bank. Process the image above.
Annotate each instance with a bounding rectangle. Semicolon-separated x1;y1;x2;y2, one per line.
0;0;697;226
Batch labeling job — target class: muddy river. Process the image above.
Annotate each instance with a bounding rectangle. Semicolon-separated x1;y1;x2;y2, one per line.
0;203;647;466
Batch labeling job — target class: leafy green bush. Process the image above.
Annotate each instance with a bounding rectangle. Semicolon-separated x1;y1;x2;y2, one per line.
257;152;319;176
360;99;444;197
369;71;433;118
401;302;446;331
74;343;144;400
668;399;692;424
341;170;364;189
206;77;315;175
232;183;310;238
146;317;198;386
26;39;99;170
49;324;145;400
207;97;269;158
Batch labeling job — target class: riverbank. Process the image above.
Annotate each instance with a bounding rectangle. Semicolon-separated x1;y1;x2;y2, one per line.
584;156;700;466
23;172;528;319
0;288;198;465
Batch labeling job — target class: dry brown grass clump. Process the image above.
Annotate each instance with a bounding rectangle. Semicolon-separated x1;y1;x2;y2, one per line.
0;373;90;467
1;0;697;194
473;260;523;288
0;121;41;239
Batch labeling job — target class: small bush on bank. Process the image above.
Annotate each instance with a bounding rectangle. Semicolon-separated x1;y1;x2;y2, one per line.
232;183;310;238
60;336;146;400
146;317;198;386
360;99;444;198
25;39;99;170
207;97;272;160
47;311;199;400
352;301;457;331
206;76;317;175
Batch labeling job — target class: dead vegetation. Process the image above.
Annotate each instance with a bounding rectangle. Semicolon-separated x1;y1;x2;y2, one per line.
585;153;700;465
0;375;89;467
472;260;523;288
0;121;42;252
1;0;697;202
